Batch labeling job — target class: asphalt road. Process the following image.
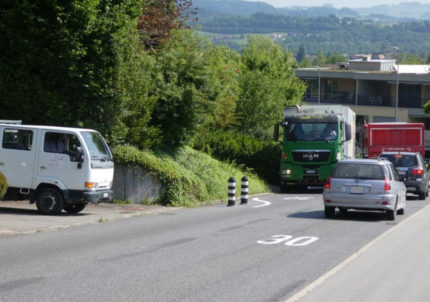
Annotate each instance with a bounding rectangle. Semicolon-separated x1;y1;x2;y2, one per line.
0;192;427;302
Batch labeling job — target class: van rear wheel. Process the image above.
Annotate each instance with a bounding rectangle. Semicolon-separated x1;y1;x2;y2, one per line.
36;188;64;215
63;203;86;214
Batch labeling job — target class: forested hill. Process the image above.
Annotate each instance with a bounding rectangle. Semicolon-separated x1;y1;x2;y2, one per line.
194;13;430;55
192;0;430;21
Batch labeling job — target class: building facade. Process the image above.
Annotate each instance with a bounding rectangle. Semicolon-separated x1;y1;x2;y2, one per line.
295;59;430;153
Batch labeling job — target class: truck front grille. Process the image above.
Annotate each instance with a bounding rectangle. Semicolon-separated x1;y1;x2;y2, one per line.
292;150;330;162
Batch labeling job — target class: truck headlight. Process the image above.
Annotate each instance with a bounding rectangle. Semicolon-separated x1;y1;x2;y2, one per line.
282;169;291;175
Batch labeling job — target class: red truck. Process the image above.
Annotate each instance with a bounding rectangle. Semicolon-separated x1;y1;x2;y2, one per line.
361;122;425;158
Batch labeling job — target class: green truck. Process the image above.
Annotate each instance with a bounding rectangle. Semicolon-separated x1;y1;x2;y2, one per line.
273;104;355;192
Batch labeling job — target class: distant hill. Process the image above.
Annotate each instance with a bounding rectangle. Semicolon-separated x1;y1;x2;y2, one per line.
192;0;430;21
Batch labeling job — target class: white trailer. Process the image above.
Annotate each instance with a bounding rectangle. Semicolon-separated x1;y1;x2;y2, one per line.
282;104;356;159
0;124;114;214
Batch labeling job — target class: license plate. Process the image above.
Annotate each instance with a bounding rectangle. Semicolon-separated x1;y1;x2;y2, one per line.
103;193;109;198
397;171;406;175
350;186;364;194
306;170;316;174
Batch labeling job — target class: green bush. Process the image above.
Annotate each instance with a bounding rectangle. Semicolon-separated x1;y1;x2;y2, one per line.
0;171;7;199
113;145;269;207
192;129;281;184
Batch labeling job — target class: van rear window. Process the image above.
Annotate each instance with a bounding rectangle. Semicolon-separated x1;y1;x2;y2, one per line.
2;129;33;151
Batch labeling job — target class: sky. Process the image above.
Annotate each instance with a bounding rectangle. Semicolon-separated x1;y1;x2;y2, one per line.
245;0;430;8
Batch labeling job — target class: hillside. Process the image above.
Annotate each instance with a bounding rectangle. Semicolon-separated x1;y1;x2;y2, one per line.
192;0;430;20
191;0;430;56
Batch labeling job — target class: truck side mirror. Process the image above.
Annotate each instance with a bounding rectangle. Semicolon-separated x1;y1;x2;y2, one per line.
345;123;352;141
76;147;84;169
273;124;279;141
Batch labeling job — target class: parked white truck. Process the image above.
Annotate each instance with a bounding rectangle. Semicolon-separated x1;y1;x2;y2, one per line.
0;123;114;214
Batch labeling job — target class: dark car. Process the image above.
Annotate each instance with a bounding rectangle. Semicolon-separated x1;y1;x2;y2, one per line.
378;151;429;200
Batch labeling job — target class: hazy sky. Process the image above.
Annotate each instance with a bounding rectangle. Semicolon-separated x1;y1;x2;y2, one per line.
245;0;430;8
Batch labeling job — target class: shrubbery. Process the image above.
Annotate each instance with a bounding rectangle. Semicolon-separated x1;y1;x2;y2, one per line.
0;171;7;199
192;129;281;184
113;145;269;207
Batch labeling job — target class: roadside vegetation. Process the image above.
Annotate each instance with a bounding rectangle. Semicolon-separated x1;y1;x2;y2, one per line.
0;0;306;207
114;145;268;207
0;172;7;199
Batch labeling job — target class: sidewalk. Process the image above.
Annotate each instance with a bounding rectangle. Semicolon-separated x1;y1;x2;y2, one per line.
288;202;430;302
0;200;180;236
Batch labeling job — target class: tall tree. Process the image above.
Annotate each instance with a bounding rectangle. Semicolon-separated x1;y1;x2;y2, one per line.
236;36;306;139
0;0;143;137
148;29;215;149
296;45;306;63
137;0;197;49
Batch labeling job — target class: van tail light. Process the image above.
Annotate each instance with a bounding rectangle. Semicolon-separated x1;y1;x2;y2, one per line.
324;177;331;189
412;168;423;175
384;177;391;191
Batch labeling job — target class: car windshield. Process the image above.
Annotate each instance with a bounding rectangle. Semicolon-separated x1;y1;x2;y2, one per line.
284;122;338;142
381;154;417;167
331;163;385;180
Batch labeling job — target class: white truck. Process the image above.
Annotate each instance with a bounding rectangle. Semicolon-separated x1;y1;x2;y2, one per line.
0;123;114;214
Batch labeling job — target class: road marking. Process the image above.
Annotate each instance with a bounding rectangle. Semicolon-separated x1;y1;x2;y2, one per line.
251;197;271;208
284;197;315;200
257;235;319;247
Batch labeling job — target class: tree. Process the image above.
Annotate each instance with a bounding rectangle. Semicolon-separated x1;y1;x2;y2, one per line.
236;35;306;139
312;49;326;66
0;0;143;138
137;0;197;49
296;45;306;62
148;30;216;149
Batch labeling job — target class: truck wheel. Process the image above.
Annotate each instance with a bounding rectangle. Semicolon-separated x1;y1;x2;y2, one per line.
280;184;289;193
419;191;426;200
36;188;64;215
63;203;86;214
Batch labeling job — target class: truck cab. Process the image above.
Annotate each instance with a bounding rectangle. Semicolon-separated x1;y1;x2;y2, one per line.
0;124;114;214
274;105;355;192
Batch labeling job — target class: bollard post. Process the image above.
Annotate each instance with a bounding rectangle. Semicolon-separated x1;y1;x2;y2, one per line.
240;176;248;204
227;177;236;207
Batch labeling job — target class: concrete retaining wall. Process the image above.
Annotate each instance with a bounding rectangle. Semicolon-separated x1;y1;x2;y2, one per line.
112;164;162;203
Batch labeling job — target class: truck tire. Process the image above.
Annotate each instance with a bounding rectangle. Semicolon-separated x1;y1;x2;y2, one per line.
36;187;64;215
280;184;289;193
419;191;426;200
63;203;86;214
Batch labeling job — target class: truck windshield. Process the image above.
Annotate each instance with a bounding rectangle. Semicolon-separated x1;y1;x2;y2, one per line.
81;131;113;168
285;122;338;142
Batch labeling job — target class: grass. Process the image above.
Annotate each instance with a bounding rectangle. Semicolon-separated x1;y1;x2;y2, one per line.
113;145;270;207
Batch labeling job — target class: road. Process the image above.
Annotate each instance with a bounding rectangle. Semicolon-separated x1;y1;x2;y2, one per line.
0;192;427;302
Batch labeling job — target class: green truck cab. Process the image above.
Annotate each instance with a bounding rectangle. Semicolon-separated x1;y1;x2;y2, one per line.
274;105;355;192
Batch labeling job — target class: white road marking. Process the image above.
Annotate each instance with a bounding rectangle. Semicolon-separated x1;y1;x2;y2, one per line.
283;196;315;200
257;235;319;246
251;197;271;208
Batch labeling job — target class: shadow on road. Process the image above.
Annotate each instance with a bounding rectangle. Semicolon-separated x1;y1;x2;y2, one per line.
288;210;391;222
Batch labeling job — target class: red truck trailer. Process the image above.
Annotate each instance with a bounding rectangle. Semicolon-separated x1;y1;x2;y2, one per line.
362;122;425;158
